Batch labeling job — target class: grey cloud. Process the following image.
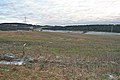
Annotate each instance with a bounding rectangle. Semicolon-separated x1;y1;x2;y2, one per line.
0;0;120;25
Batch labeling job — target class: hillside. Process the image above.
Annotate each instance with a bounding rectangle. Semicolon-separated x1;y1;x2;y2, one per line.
0;23;35;31
0;23;120;33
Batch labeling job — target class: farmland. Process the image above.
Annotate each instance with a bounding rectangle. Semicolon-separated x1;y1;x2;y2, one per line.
0;31;120;80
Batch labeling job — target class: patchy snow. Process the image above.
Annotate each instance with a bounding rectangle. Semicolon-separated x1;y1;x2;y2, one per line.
0;61;24;65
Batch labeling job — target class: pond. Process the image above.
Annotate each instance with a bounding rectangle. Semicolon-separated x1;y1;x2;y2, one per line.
42;30;120;35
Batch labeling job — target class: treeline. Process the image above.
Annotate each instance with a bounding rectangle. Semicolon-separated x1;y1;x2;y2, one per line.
0;23;120;33
42;24;120;33
0;23;35;31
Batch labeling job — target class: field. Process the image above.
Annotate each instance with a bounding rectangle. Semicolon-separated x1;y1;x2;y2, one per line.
0;31;120;80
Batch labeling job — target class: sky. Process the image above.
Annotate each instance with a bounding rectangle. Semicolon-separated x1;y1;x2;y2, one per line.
0;0;120;25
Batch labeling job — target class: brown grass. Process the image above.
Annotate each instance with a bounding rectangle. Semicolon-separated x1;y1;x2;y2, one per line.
0;31;120;80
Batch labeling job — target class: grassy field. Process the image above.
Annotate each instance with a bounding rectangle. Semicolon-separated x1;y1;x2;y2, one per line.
0;31;120;80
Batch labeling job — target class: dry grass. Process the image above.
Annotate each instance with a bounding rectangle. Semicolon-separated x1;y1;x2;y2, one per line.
0;31;120;80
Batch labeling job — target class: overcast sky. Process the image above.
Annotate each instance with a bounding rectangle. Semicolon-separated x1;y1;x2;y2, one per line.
0;0;120;25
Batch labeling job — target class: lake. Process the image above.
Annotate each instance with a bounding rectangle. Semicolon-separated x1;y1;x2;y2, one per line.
42;30;120;35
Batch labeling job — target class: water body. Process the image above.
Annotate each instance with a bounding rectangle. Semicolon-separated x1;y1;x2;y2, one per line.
85;31;120;35
0;60;24;65
42;30;120;35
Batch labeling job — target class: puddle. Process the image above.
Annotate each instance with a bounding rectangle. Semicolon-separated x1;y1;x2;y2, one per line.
101;73;117;80
0;60;24;65
0;53;34;65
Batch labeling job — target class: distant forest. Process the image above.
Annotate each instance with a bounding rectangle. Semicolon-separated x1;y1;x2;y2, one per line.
43;24;120;33
0;23;120;33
